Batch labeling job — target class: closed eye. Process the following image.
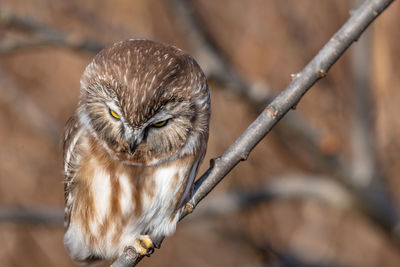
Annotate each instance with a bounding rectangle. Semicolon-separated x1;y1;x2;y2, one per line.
152;120;168;128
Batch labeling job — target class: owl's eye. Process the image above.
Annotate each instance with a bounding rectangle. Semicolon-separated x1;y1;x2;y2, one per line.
152;120;168;128
109;109;120;120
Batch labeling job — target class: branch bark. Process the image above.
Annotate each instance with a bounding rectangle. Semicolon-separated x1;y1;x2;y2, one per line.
111;0;394;266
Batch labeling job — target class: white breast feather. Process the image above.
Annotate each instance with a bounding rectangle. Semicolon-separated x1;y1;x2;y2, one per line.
119;173;133;214
67;160;193;259
91;165;111;233
118;164;188;252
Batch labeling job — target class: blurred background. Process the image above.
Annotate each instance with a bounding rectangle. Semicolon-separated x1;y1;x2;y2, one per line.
1;0;400;266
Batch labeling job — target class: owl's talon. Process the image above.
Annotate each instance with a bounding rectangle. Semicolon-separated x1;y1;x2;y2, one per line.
146;245;154;256
136;235;154;257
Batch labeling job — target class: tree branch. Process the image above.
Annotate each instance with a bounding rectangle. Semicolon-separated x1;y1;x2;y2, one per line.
183;0;394;218
110;0;395;265
173;0;400;244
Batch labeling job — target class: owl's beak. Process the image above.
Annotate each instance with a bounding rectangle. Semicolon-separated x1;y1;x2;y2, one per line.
128;139;138;154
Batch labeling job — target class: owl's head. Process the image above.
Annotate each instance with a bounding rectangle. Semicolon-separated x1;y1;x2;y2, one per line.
77;39;210;165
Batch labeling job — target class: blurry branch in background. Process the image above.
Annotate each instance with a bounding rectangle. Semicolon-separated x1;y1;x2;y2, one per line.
0;9;104;54
0;68;61;143
0;206;63;225
111;0;395;266
348;0;399;240
170;0;400;248
168;0;272;107
0;175;354;225
167;0;352;188
0;10;105;144
220;229;348;267
190;174;355;219
0;0;397;264
192;174;355;266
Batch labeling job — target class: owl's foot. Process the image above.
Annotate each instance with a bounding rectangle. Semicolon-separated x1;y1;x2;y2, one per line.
132;235;154;257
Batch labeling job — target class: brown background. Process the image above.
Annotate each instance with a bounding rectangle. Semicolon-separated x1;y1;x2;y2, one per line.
1;0;400;266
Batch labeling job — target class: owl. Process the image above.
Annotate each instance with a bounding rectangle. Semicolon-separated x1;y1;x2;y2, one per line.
62;39;210;262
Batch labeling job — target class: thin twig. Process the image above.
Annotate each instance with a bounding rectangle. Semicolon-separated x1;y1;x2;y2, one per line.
183;0;394;220
111;0;395;266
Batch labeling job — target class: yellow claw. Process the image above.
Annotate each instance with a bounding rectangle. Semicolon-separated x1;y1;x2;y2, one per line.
137;235;154;257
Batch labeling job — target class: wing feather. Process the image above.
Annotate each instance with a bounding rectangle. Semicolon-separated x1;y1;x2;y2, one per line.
63;114;83;227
